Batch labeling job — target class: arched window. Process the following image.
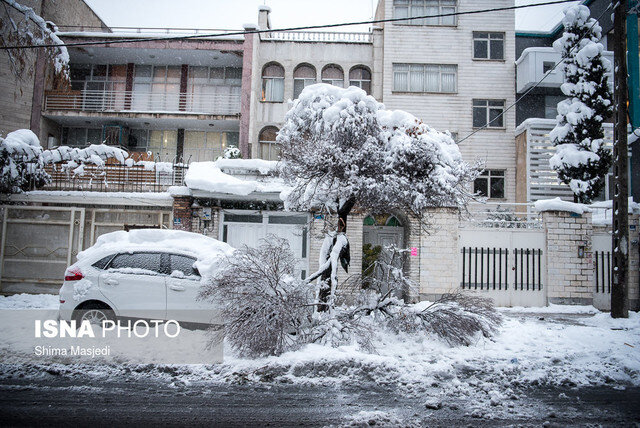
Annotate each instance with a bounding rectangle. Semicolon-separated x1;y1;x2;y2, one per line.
261;63;284;102
259;126;280;161
349;66;371;94
293;64;316;99
321;64;344;87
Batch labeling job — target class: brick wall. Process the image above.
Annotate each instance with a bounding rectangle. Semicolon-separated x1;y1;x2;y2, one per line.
171;196;193;231
543;211;594;305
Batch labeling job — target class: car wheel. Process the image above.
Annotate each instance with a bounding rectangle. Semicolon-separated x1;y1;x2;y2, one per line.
74;303;115;327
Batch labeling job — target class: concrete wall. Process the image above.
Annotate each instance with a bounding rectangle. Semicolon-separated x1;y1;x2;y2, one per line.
418;208;459;300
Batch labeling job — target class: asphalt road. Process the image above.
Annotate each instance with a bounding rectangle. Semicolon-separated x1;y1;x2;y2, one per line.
0;371;639;427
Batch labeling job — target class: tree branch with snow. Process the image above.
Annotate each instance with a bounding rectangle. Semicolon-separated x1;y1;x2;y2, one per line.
0;0;69;84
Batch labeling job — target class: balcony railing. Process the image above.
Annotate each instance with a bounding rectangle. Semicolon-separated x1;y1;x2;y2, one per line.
44;90;241;115
265;31;372;43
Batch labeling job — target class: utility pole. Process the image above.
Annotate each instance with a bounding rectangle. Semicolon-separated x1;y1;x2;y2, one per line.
612;0;629;318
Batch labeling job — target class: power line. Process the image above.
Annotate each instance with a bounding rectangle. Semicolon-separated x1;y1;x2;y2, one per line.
0;0;577;50
457;2;611;144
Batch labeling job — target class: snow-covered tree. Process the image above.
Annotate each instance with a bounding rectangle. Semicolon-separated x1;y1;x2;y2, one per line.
0;129;50;194
278;84;479;309
549;5;613;203
0;0;69;84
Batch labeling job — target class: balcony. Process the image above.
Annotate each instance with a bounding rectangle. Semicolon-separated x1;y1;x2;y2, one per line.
516;47;614;93
44;89;241;116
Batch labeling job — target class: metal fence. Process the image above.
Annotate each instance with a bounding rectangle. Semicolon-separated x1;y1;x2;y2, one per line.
37;160;189;193
594;250;612;294
45;90;241;115
460;246;543;291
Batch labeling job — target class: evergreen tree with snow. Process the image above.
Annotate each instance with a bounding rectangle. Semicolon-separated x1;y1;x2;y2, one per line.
0;130;50;194
278;84;479;309
549;5;613;203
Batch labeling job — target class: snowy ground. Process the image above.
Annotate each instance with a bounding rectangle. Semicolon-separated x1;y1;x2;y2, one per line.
0;294;639;425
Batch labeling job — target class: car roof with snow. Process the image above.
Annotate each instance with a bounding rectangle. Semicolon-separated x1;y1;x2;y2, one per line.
77;229;234;277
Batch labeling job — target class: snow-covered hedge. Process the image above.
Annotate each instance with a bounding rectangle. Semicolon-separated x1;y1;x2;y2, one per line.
0;130;49;193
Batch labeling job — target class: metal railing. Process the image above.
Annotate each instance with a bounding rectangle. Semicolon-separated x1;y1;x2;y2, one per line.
463;202;543;229
45;90;241;115
41;160;189;193
266;30;372;43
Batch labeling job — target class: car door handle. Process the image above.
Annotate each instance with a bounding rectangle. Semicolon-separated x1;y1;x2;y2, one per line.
169;284;185;291
105;279;119;285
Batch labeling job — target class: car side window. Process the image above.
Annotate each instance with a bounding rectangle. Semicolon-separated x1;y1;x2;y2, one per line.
92;255;114;270
107;252;163;276
170;254;200;279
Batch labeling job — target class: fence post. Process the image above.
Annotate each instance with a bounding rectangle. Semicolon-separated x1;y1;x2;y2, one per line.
542;211;594;306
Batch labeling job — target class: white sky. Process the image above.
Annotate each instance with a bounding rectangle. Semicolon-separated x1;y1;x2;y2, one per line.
82;0;581;33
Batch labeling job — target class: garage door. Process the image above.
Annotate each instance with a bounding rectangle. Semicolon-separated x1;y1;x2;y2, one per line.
220;211;309;278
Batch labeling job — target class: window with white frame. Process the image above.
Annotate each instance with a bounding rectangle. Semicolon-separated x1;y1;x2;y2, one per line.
61;127;103;147
473;32;504;60
293;64;316;99
261;63;285;102
259;126;280;161
393;63;457;93
474;170;505;199
472;99;505;128
321;64;344;87
184;131;239;162
349;66;371;94
393;0;457;26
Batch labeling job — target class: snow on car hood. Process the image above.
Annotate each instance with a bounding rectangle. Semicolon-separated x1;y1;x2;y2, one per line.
77;229;234;278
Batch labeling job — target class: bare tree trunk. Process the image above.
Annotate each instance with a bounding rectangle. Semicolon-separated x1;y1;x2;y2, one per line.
317;198;356;311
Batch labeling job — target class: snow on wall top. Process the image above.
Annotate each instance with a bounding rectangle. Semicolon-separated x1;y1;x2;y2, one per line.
184;159;287;196
77;229;233;278
533;197;591;214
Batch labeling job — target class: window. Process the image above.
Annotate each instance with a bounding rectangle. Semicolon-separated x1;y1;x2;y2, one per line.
349;66;371;94
542;61;556;74
393;0;457;26
544;95;564;119
61;127;103;147
131;65;180;111
293;64;316;99
184;131;239;162
187;66;242;112
321;65;344;87
473;32;504;60
148;130;178;161
474;170;505;199
170;254;199;278
258;126;280;161
92;255;115;270
393;63;457;93
107;252;164;275
472;99;505;128
261;63;284;102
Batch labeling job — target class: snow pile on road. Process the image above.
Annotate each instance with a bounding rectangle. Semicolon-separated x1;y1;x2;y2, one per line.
0;293;638;401
0;293;58;309
77;229;234;278
534;197;590;214
498;303;599;314
184;160;287;196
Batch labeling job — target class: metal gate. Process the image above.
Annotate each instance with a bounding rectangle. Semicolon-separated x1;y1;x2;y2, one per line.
458;228;546;307
0;205;171;294
0;206;85;294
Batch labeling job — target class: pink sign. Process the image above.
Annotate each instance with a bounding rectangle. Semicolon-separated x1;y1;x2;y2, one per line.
410;247;418;256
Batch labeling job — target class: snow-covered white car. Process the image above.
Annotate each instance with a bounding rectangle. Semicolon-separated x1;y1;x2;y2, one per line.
58;229;233;326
